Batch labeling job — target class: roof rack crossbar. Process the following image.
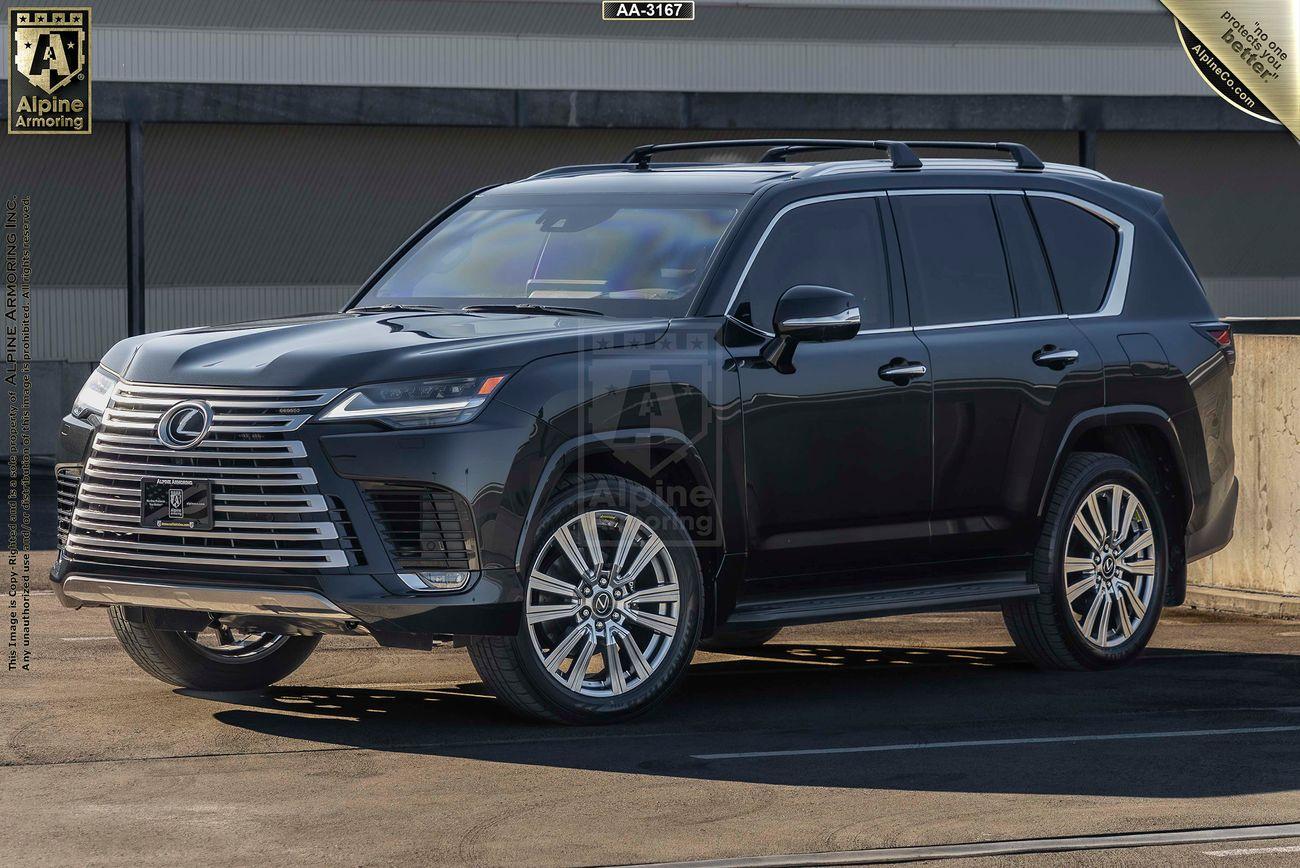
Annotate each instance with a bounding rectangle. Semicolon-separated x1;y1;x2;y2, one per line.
896;140;1045;171
621;138;922;171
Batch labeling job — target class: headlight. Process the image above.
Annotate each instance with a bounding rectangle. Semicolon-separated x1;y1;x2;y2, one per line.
316;373;508;429
72;367;118;418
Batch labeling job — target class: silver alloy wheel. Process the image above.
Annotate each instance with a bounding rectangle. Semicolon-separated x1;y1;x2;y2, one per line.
1063;482;1158;649
181;623;291;662
526;509;681;697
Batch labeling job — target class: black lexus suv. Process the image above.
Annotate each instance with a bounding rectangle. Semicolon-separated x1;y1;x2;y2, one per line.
53;139;1238;723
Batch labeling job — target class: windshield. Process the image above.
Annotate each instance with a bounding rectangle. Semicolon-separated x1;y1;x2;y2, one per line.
355;193;745;317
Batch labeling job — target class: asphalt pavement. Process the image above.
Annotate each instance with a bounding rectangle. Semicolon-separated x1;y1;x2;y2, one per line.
5;552;1300;867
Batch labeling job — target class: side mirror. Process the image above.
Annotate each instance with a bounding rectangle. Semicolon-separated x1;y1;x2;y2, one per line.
762;285;860;373
773;284;861;343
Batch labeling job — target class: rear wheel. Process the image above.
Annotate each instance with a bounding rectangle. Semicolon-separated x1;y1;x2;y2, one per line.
1003;452;1167;670
469;473;703;724
108;606;320;690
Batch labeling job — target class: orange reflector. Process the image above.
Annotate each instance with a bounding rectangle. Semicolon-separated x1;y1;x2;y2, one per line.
478;375;506;395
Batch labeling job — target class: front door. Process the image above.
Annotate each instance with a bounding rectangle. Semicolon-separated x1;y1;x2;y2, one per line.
730;195;933;581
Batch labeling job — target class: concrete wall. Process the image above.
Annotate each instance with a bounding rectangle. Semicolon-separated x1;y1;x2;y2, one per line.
1189;334;1300;615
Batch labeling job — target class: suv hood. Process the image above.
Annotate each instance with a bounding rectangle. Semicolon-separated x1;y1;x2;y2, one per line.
103;311;670;388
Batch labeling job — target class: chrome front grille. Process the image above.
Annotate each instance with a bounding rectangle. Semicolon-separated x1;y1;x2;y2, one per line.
56;464;82;548
64;381;352;570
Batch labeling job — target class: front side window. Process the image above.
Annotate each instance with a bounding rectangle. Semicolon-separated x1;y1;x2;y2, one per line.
893;194;1014;326
737;197;891;332
1028;196;1118;315
356;194;743;318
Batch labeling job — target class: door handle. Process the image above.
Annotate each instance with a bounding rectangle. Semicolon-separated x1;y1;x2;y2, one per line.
879;360;928;384
1033;347;1079;369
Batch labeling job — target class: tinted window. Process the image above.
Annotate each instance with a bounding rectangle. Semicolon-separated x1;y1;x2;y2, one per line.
1028;197;1118;314
359;194;741;318
893;195;1013;326
994;195;1060;318
739;198;890;331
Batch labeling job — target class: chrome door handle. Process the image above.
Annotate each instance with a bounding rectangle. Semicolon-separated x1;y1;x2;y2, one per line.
879;361;928;384
1033;347;1079;369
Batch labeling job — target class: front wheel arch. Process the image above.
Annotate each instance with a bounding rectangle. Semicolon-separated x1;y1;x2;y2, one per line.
514;430;727;629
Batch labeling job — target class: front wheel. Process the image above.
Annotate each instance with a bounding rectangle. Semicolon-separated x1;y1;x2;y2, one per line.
1003;452;1168;670
108;606;321;690
469;473;703;724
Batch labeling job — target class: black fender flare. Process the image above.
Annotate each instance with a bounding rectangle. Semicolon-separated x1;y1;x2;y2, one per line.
513;428;721;575
1036;404;1195;525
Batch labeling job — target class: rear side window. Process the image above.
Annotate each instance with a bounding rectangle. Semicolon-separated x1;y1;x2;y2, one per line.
739;198;891;331
993;195;1060;318
892;194;1013;326
1028;196;1118;314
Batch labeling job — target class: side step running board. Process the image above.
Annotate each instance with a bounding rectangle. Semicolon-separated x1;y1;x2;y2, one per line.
723;573;1038;630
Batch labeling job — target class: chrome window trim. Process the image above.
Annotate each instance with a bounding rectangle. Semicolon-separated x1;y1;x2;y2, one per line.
724;188;1133;338
1026;190;1133;320
913;314;1068;332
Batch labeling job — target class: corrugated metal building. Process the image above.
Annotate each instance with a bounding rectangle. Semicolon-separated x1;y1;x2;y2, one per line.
3;0;1298;465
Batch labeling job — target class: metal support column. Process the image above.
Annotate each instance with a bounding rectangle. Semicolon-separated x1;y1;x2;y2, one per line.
1078;128;1097;170
124;120;146;336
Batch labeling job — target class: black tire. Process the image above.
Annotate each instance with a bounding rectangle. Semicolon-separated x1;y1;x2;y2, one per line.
1003;452;1168;671
700;627;782;651
108;606;321;691
468;473;704;724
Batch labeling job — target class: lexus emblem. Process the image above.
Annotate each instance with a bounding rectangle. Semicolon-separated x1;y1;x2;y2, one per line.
157;400;213;450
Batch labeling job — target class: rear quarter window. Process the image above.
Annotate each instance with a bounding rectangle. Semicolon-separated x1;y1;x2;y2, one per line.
1028;197;1118;315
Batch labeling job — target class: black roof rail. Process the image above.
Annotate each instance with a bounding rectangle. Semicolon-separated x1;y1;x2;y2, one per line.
621;138;922;171
896;140;1045;170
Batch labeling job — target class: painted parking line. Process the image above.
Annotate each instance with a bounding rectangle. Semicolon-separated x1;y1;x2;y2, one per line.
60;636;117;642
626;823;1300;867
693;724;1300;760
1207;844;1300;857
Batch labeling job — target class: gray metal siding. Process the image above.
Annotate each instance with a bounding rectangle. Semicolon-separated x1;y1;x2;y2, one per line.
1096;131;1300;280
16;124;1300;361
62;27;1203;96
17;0;1172;33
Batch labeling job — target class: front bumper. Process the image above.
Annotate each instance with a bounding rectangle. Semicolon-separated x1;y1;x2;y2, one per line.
54;395;544;641
51;555;523;638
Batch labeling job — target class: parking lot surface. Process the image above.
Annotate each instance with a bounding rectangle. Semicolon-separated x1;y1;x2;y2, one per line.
5;553;1300;867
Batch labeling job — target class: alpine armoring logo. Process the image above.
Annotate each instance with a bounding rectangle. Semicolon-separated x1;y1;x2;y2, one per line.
7;7;92;134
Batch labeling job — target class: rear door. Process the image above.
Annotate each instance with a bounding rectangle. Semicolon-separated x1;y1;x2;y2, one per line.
889;190;1104;561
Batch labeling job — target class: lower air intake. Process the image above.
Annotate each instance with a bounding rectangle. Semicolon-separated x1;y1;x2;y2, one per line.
359;482;477;572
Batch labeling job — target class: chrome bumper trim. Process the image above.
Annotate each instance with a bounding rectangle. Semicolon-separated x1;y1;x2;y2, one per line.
61;575;354;621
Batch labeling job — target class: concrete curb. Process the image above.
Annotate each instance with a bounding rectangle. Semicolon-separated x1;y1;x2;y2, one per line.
1185;584;1300;620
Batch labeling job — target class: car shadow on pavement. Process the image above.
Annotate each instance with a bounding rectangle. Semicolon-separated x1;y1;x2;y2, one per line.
199;642;1300;799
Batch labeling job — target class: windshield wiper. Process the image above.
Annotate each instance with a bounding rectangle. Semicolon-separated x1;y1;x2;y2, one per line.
461;303;605;317
349;303;449;314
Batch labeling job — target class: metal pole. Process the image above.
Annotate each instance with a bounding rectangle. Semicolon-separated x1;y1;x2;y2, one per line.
1078;128;1097;170
124;120;145;336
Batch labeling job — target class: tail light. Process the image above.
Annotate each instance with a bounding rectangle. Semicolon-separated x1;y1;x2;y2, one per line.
1193;321;1234;363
